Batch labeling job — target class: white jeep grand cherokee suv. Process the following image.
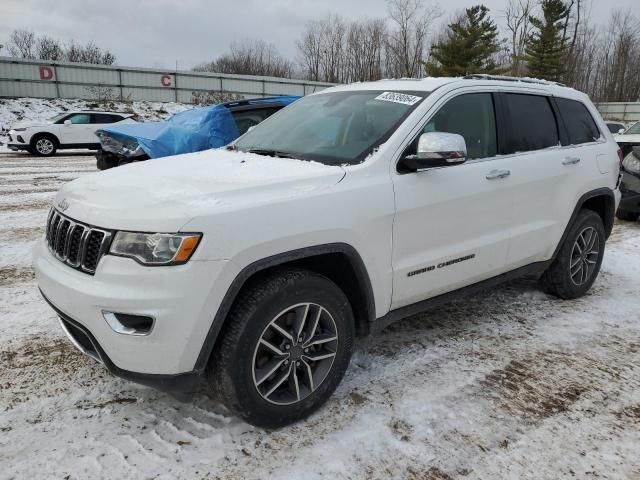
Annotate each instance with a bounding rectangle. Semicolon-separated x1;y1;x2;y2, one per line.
34;76;622;428
8;111;135;156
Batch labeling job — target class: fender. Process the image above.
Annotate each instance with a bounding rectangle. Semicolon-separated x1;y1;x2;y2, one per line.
193;242;376;373
552;187;616;260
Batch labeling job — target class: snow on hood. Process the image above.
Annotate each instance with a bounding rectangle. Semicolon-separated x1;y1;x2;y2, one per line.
11;119;50;129
54;148;345;231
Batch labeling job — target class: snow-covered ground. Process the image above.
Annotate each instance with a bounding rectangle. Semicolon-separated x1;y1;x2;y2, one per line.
1;152;639;479
0;97;191;152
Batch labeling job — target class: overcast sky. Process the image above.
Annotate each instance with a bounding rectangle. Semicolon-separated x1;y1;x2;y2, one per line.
0;0;635;70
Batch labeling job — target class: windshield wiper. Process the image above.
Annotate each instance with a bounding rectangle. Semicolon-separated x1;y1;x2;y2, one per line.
247;148;297;159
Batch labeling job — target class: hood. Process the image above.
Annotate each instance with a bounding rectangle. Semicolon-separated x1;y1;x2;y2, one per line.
12;119;50;129
54;149;345;231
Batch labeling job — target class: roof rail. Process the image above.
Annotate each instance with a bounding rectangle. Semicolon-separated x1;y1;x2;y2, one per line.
463;74;566;88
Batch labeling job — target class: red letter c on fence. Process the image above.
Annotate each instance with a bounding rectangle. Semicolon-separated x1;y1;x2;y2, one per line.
161;74;172;87
39;66;54;81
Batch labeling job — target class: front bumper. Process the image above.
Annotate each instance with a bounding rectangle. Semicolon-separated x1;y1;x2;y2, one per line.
33;238;240;377
619;169;640;213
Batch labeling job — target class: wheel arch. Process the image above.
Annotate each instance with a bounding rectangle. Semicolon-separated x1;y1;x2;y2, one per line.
194;243;376;373
553;187;616;260
30;131;60;148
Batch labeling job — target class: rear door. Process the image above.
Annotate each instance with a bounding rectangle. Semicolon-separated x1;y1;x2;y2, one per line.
90;114;124;144
500;92;579;268
391;91;515;309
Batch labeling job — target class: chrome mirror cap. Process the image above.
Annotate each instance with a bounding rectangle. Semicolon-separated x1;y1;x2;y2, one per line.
417;132;467;163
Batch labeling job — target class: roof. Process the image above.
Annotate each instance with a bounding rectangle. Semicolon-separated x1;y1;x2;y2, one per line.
319;74;585;100
70;110;134;116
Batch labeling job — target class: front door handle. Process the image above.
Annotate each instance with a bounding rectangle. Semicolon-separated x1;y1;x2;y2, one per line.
562;156;581;165
486;169;511;180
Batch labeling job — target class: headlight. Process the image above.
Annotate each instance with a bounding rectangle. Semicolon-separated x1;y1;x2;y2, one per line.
622;153;640;174
109;232;201;265
12;128;27;132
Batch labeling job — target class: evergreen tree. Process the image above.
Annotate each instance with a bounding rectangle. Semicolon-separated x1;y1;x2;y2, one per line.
524;0;570;81
425;5;504;77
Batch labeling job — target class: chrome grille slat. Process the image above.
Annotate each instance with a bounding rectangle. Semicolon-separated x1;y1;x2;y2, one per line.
45;208;112;275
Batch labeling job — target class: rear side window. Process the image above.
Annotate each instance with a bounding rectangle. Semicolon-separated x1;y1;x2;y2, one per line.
503;94;559;153
556;98;601;145
232;107;279;135
92;113;123;124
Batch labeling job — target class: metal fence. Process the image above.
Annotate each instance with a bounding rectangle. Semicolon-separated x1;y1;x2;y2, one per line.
0;57;334;103
596;102;640;124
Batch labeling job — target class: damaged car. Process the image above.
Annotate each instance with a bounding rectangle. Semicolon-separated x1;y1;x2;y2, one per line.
95;96;299;170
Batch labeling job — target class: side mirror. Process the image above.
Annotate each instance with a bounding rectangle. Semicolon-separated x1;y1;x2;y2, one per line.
399;132;467;172
618;128;626;134
64;120;72;126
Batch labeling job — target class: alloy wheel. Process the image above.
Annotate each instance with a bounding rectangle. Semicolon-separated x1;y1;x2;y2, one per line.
252;302;338;406
36;138;54;155
569;226;599;286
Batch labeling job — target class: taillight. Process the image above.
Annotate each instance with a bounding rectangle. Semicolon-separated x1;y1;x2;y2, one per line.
617;148;624;165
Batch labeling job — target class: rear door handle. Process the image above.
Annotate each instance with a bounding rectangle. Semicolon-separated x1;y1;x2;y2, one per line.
562;156;581;165
486;169;511;180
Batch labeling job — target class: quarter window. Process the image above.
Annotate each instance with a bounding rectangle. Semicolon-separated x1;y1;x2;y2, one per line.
420;93;497;160
503;94;559;153
556;98;601;145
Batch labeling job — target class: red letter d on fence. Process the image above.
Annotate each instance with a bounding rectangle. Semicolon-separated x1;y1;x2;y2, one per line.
39;66;54;80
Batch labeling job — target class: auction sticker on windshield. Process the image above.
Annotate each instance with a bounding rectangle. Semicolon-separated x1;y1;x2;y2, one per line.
375;92;422;106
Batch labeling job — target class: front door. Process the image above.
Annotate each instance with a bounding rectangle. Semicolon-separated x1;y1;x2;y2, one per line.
59;113;93;144
391;92;514;309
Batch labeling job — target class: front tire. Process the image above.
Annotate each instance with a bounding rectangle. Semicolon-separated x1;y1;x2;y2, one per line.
540;209;605;299
31;134;58;156
210;268;354;428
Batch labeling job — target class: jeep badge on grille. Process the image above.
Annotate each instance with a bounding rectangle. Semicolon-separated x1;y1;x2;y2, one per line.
57;198;70;212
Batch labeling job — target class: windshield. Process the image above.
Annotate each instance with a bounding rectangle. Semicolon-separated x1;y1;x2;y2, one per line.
48;113;68;123
234;90;428;165
626;122;640;135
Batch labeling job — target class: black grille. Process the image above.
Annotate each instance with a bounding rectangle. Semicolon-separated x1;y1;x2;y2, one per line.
45;209;112;274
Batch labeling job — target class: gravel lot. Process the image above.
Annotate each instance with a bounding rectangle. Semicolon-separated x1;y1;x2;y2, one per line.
1;152;639;480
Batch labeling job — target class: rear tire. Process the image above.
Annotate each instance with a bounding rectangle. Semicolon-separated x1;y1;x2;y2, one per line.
540;209;605;299
31;134;58;156
210;268;354;428
616;209;638;222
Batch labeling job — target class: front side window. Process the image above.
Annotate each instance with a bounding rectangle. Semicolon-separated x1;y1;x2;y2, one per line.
234;90;428;165
503;94;559;153
556;98;601;145
419;93;497;160
67;113;91;125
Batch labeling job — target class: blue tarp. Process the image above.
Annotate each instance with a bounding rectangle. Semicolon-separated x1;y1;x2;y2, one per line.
98;96;300;159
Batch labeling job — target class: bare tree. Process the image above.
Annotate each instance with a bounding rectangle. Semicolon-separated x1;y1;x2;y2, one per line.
504;0;533;76
194;39;294;78
385;0;442;78
35;36;64;61
6;29;36;58
65;41;116;65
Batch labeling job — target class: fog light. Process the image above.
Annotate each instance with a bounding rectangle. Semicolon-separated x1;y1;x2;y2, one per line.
103;311;154;336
